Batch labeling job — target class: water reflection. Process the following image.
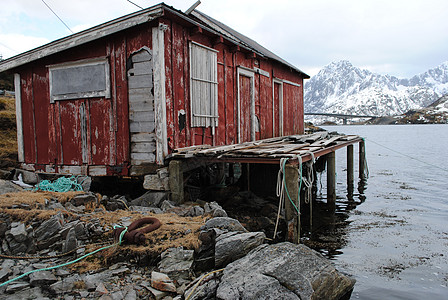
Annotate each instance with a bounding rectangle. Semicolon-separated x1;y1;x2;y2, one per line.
301;174;367;259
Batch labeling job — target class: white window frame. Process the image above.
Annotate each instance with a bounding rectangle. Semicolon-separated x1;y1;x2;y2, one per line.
48;58;110;103
189;41;218;128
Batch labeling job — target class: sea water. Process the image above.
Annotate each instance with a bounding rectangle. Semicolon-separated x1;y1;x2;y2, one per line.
315;124;448;300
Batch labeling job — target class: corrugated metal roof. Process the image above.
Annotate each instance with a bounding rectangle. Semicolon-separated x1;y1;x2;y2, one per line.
0;3;309;78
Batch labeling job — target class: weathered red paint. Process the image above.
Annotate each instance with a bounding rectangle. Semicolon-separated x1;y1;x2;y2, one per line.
11;6;307;176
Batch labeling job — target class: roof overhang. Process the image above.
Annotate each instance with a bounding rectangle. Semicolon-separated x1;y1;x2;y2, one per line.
0;5;164;73
0;3;309;79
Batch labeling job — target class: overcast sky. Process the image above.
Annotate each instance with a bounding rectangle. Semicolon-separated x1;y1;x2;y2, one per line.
1;0;447;78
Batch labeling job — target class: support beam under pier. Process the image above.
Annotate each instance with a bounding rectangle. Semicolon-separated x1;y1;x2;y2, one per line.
285;164;300;244
327;151;336;205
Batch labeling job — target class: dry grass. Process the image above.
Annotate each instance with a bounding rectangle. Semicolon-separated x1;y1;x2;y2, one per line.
67;211;206;273
0;96;15;112
1;190;206;273
0;96;18;165
0;191;86;222
0;191;84;209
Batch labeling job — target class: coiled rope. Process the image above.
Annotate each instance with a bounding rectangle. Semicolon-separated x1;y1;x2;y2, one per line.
302;152;315;204
34;176;86;192
273;156;303;239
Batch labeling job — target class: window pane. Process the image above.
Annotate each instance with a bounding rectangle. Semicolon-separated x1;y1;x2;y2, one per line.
190;43;218;127
50;60;110;101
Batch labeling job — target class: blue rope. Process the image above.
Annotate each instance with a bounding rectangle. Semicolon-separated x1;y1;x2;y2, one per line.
0;226;128;288
34;176;84;192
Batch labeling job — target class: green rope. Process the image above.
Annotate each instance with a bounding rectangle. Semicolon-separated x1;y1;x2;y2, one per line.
0;226;128;288
282;158;302;215
34;176;84;192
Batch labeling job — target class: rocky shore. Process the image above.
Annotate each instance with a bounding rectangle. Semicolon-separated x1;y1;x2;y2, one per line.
0;179;355;299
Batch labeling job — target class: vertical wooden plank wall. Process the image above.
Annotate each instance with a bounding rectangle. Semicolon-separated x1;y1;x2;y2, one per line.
17;24;157;173
163;19;305;150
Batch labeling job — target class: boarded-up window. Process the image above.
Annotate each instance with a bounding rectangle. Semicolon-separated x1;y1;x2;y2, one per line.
49;58;110;102
189;42;218;127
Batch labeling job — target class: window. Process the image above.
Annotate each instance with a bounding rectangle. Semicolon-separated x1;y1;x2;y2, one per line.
49;58;110;102
189;42;218;127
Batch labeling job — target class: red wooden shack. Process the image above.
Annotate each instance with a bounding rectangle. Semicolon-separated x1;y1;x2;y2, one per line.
0;3;309;177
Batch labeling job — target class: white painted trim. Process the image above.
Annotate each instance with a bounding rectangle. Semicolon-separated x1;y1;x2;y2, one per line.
48;58;111;102
14;73;24;162
237;67;255;143
152;23;169;165
254;67;270;78
88;166;107;176
59;165;82;175
190;41;219;53
282;79;301;87
238;65;270;79
272;78;284;137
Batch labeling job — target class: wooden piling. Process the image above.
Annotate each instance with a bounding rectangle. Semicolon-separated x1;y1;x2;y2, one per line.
169;160;184;204
285;164;300;244
359;139;366;180
327;151;336;204
347;144;354;196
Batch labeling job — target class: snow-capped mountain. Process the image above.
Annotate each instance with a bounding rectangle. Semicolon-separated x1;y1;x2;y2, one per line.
304;60;448;122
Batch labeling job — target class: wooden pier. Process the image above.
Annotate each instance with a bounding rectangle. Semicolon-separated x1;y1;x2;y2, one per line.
167;131;366;244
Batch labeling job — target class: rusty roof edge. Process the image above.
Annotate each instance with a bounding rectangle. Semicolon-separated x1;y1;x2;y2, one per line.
0;5;165;73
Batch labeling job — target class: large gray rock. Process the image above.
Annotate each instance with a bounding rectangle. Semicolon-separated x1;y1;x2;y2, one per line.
204;201;228;217
9;222;27;243
215;231;266;268
201;217;247;233
143;168;169;191
5;234;28;254
50;274;83;294
130;191;169;207
216;242;355;300
62;227;77;253
13;169;39;185
158;247;194;284
34;214;64;242
0;266;12;281
34;213;64;249
71;193;96;206
29;270;58;287
0;179;23;195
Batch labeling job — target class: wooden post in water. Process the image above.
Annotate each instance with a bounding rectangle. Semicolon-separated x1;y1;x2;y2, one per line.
285;164;300;244
347;144;354;196
327;151;336;205
359;139;366;180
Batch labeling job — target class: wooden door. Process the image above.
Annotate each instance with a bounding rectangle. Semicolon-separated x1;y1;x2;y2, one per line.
127;48;156;175
273;80;283;137
238;68;255;143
